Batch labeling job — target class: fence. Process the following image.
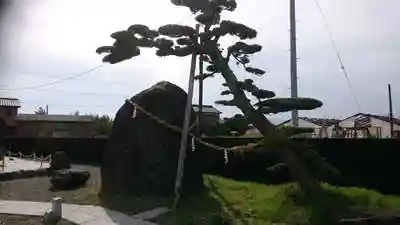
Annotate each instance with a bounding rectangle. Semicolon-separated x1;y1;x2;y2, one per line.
202;137;400;195
3;151;52;168
3;137;400;194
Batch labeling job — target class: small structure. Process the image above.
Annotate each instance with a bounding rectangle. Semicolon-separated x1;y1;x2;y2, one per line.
337;113;400;139
0;98;21;136
15;114;94;138
43;197;63;224
278;117;340;138
192;104;222;127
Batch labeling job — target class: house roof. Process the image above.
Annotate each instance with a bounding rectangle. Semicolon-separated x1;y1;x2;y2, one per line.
278;117;340;127
300;117;340;127
342;113;400;126
16;114;94;123
0;98;21;108
192;105;222;114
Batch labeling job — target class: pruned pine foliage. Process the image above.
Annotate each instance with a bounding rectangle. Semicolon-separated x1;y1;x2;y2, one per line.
96;0;325;137
96;2;338;214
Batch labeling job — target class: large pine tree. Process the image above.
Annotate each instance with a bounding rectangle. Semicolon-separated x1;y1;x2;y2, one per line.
96;0;339;223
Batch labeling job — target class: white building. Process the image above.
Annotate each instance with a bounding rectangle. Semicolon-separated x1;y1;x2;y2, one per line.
279;117;340;138
336;113;400;139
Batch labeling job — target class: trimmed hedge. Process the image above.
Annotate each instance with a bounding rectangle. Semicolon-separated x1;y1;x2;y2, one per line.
3;137;400;194
4;137;107;164
202;137;400;195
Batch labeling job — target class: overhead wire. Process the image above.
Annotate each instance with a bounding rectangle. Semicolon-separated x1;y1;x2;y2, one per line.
7;88;129;98
2;71;133;86
0;65;105;91
1;12;194;92
21;102;121;108
314;0;362;113
2;13;195;113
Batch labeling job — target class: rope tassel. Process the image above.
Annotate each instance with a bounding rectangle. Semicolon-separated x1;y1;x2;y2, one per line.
224;149;229;164
132;106;137;119
191;136;196;152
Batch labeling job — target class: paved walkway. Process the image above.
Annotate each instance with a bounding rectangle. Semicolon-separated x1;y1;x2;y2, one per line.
0;200;162;225
0;157;49;174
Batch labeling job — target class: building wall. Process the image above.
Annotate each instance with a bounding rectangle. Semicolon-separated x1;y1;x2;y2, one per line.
0;107;18;117
280;119;329;138
369;118;400;138
0;107;18;128
338;116;400;138
196;112;220;127
15;121;94;138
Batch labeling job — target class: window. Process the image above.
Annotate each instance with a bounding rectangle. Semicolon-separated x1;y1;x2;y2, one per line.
369;127;382;138
5;108;11;116
393;131;400;139
376;127;382;138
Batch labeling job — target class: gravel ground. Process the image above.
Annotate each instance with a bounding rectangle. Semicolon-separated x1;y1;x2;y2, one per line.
0;165;101;205
0;214;76;225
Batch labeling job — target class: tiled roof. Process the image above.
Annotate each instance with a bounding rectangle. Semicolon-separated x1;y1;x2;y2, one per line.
0;98;21;107
16;114;94;122
192;105;222;114
300;117;340;127
350;113;400;126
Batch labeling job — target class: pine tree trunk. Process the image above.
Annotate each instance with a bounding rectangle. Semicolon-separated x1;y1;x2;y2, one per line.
205;44;340;224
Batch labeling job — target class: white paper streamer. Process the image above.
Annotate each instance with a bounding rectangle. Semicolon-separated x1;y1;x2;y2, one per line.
224;149;229;164
132;106;137;118
191;136;196;152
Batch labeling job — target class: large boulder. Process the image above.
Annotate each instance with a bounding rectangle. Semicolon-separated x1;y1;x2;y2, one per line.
101;81;205;197
50;169;90;190
50;151;70;171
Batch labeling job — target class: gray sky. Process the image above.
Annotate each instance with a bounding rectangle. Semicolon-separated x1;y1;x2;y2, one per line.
0;0;399;124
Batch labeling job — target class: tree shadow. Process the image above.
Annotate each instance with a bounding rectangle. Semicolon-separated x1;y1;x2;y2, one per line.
207;177;250;225
98;188;238;225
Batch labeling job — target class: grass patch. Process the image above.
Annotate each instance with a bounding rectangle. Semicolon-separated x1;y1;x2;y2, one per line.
1;165;400;224
157;175;400;225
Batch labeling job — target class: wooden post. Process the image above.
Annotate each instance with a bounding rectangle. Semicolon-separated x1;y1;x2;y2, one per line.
198;49;204;135
174;24;200;203
388;84;394;138
290;0;299;127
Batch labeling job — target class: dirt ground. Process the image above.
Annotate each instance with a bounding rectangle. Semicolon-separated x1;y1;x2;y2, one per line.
0;164;101;205
0;214;76;225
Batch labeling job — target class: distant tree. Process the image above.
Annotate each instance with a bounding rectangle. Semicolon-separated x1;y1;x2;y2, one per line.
34;107;46;115
96;0;338;222
74;111;80;116
89;115;113;136
215;114;249;136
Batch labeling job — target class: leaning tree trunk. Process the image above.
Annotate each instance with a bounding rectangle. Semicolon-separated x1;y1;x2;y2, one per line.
205;43;340;224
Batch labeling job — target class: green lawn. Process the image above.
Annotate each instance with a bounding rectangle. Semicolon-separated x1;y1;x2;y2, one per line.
157;175;400;225
2;165;399;224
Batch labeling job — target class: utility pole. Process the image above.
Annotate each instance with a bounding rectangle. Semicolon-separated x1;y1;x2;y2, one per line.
388;84;394;138
290;0;299;127
46;105;49;115
174;24;200;206
198;32;204;135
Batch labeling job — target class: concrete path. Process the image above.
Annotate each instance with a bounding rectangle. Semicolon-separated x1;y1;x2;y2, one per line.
0;200;159;225
132;207;170;221
0;157;49;174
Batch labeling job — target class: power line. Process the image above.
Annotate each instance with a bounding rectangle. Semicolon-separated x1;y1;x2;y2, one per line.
314;0;362;113
5;88;129;98
21;102;121;108
0;65;104;91
1;13;194;92
1;71;133;86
